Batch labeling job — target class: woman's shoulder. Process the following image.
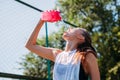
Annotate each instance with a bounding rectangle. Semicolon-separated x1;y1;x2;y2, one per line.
84;51;100;80
83;50;97;69
85;51;97;63
81;50;97;74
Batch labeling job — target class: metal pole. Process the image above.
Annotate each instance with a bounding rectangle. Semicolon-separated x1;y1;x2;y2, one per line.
15;0;43;12
45;22;51;80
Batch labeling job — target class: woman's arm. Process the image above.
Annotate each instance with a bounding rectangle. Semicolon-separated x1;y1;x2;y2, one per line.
25;19;62;62
85;53;100;80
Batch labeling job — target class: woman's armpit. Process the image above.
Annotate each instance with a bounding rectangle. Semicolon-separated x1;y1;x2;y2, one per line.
52;49;63;58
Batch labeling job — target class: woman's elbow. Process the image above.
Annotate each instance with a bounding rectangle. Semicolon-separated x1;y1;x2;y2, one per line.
25;43;34;51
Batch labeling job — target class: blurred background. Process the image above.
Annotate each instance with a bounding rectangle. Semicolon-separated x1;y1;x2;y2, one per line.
0;0;120;80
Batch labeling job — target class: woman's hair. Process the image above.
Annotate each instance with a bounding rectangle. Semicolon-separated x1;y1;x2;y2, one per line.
77;28;97;58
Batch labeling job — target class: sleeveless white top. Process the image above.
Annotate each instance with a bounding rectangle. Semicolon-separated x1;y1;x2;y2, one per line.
53;49;81;80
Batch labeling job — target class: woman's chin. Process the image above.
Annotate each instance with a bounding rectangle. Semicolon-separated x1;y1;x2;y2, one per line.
62;36;69;41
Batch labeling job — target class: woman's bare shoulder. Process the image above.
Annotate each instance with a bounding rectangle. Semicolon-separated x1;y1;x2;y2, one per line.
49;48;63;57
85;53;97;63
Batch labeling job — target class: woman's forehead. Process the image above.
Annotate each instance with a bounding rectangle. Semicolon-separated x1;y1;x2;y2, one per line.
71;28;82;35
73;28;87;35
72;28;80;31
69;27;86;34
73;28;83;32
76;28;87;32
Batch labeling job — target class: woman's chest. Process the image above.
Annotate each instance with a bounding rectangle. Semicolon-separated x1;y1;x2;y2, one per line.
53;51;81;80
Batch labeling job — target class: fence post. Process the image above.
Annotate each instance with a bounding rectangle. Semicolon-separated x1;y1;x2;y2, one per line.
45;22;51;80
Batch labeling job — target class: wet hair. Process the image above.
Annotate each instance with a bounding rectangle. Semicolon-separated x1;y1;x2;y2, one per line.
77;28;97;58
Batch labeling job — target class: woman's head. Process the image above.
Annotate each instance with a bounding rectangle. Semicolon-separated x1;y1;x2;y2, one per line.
62;28;85;44
78;28;92;46
63;27;96;53
77;28;97;57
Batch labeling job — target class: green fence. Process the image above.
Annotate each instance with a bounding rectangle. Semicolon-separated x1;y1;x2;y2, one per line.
0;72;47;80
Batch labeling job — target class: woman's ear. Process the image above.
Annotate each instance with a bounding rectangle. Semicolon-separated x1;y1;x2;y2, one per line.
76;34;85;40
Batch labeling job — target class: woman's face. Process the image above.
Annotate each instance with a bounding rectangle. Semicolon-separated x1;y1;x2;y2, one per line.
62;28;85;42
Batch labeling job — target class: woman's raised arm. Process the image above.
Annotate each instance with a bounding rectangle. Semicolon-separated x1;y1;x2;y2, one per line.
25;19;62;62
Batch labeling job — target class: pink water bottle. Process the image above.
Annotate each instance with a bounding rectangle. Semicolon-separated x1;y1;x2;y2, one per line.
41;10;61;22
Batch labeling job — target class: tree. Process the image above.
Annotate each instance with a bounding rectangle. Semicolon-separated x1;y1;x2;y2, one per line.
56;0;120;80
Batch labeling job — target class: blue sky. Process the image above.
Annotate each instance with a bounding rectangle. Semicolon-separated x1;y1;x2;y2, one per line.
0;0;61;77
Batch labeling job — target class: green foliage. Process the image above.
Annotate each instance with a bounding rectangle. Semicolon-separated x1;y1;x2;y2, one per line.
19;52;48;78
47;27;66;49
107;62;120;80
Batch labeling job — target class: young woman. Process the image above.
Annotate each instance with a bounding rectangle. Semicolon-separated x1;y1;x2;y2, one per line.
25;19;100;80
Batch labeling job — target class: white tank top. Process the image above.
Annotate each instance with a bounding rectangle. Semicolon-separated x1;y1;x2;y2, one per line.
53;49;81;80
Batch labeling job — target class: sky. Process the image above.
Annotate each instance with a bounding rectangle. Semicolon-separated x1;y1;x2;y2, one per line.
0;0;61;79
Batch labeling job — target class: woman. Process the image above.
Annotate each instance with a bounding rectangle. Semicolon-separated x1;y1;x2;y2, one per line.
25;19;100;80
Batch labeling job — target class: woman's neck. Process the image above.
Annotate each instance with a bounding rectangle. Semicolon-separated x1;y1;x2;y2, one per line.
65;41;78;52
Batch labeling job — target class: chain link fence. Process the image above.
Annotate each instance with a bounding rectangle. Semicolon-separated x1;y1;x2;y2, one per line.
0;0;60;80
